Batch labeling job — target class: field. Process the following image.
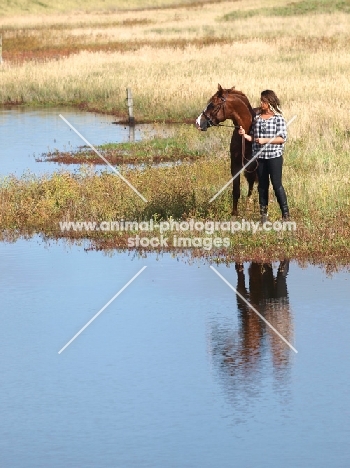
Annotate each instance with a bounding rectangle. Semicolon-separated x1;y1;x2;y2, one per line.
0;0;349;264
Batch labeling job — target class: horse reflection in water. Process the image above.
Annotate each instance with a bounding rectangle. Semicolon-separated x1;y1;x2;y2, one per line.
208;260;293;398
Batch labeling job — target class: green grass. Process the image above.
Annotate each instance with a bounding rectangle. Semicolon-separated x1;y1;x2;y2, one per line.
39;134;206;165
100;136;203;160
221;0;350;21
0;166;348;264
40;123;224;163
0;0;227;16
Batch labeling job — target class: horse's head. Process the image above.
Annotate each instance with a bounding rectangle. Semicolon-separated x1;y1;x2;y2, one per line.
196;84;229;131
196;84;255;131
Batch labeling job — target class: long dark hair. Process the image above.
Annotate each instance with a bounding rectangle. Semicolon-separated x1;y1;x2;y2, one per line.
261;89;283;115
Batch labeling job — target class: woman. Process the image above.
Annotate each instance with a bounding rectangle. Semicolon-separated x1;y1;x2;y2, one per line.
239;90;289;222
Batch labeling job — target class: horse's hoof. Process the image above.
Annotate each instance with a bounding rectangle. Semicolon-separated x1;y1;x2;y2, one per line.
231;210;238;217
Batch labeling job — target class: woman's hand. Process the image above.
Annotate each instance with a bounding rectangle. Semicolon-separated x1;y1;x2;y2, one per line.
238;126;252;142
255;137;268;145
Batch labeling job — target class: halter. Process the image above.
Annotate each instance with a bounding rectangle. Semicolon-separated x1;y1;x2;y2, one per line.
202;94;228;128
201;93;257;172
202;94;242;129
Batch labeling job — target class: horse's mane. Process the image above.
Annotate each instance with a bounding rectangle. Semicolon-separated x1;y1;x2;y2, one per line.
223;87;256;117
226;88;246;97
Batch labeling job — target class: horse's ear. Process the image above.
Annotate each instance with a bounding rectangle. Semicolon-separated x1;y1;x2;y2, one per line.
217;84;223;95
230;86;236;90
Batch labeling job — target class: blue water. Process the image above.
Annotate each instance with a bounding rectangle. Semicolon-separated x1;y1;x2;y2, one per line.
0;107;165;177
0;237;349;468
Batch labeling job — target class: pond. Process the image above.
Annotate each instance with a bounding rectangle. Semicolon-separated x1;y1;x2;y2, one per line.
0;106;166;177
0;236;349;468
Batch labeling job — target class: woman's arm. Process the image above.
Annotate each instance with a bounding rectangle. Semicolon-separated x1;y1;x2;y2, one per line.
255;136;285;145
239;128;284;145
238;126;253;142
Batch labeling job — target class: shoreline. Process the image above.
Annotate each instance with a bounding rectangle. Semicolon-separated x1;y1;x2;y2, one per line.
0;102;194;125
1;228;349;270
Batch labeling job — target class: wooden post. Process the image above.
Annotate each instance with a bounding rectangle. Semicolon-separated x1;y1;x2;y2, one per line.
129;124;135;142
0;34;2;65
126;88;135;125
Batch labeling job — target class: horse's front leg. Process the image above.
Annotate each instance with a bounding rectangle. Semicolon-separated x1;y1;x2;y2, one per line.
231;161;241;216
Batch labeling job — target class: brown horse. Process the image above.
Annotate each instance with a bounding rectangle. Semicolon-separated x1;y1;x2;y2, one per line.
196;84;258;215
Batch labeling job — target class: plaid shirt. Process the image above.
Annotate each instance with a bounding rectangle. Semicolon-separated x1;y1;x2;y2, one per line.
250;114;287;159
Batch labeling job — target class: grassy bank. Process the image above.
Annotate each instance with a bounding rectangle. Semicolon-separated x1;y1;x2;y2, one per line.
1;123;349;264
36;120;229;165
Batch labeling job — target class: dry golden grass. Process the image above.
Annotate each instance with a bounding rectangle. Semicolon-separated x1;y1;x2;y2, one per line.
1;40;350;138
1;0;349;151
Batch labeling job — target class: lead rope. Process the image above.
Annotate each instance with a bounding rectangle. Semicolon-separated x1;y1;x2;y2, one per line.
215;97;258;172
241;135;245;168
241;133;258;173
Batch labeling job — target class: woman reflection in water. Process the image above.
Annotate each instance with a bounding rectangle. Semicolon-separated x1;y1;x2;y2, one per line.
209;260;293;392
234;260;292;371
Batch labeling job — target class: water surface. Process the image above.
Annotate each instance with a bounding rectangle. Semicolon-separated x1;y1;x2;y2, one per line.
0;107;166;177
0;237;349;467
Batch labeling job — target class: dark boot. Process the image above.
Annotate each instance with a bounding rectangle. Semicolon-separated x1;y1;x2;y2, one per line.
275;186;290;220
260;205;268;223
278;259;290;277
